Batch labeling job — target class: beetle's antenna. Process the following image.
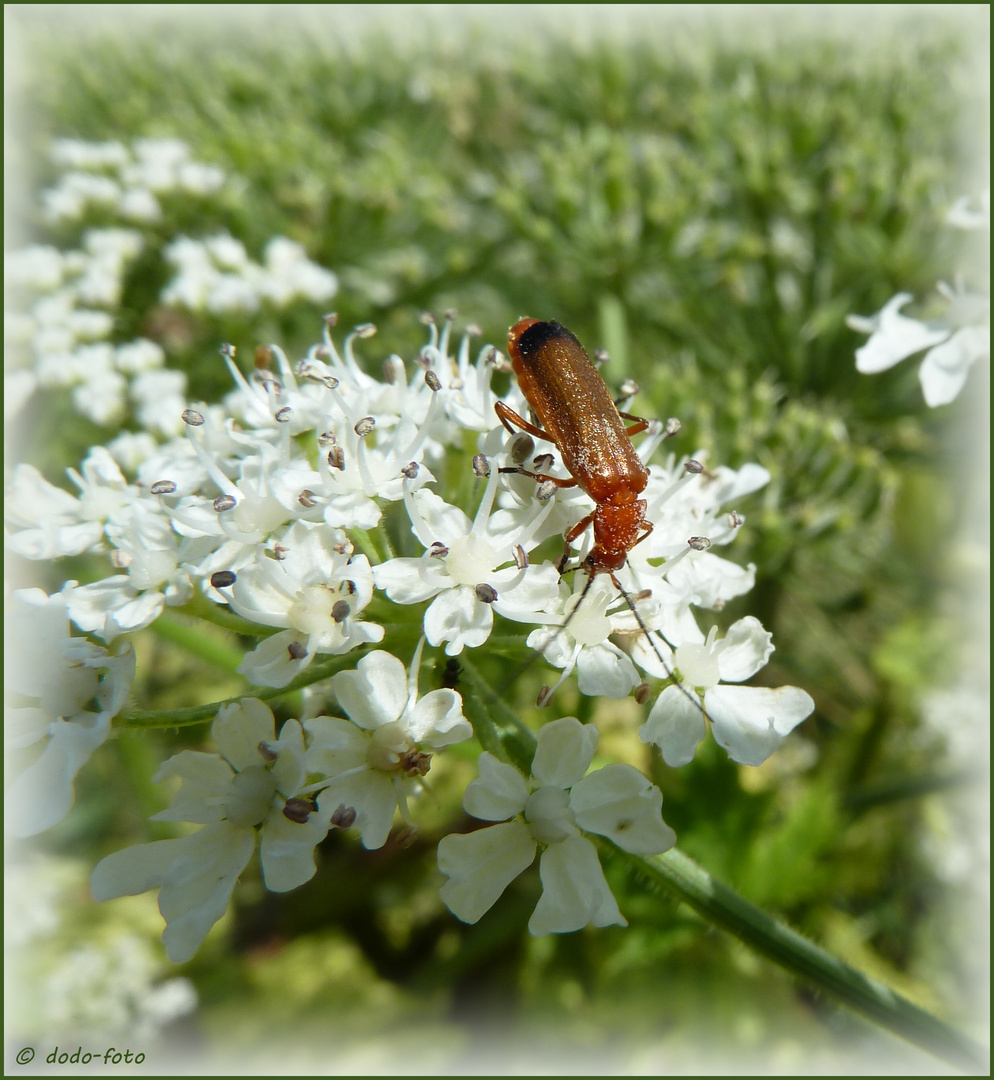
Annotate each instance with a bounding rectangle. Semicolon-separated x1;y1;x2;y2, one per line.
608;570;711;721
522;554;708;722
517;563;595;706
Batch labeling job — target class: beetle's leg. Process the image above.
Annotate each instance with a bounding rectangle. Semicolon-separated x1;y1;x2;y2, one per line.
556;544;573;576
497;466;578;488
556;512;594;576
630;519;653;549
564;512;595;546
494;400;554;442
617;410;650;438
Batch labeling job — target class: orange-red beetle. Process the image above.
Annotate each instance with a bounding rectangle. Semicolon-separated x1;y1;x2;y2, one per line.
496;317;653;577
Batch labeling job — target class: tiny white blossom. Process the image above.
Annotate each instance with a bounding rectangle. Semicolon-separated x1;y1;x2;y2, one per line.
115;338;166;374
438;717;676;933
91;699;329;963
636;616;815;766
946;189;989;231
4;245;65;291
130;367;189;437
849;214;990;410
5;589;135;837
228;521;384;688
525;577;648;700
373;456;561;655
306;646;472;849
50;138;130;171
4;464;105;559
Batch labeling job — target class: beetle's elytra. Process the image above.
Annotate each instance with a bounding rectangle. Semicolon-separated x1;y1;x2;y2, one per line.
496;318;652;575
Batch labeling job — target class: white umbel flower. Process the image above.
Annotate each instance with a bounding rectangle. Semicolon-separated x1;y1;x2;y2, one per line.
91;699;329;963
438;717;676;933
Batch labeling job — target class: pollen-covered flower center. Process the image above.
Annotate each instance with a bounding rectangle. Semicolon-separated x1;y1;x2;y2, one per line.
288;585;345;636
524;784;576;845
368;720;416;772
675;642;720;690
444;534;498;587
223;765;277;828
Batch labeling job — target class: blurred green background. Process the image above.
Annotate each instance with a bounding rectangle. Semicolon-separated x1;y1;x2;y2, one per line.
5;6;988;1073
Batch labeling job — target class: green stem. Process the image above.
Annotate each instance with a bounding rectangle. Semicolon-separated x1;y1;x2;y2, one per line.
351;526;389;564
458;653;537;773
147;611;246;673
454;661;986;1070
116;644;377;729
173;593;276;637
613;845;988;1073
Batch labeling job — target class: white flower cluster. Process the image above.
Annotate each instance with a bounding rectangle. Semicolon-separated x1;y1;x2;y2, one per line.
43;137;225;225
93;656;471;962
161;235;338;316
6;312;814;951
4;227;167;426
5;138;337;429
848;190;990;406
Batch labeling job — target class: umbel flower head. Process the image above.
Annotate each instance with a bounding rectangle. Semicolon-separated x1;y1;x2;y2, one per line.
2;295;818;961
438;717;676;934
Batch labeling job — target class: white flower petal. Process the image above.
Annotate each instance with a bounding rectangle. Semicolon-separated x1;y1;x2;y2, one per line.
919;326;989;407
318;770;399;850
259;810;328;892
304;716;369;777
629;631;678;680
490;563;562;621
212;698;277;771
5;712;111;837
668;552;756;608
331;650;408;730
529;834;625;934
150;750;233;824
438;821;536;923
639;684;708;767
410;489;472;547
705;684;815;766
91;822;255;963
237;629;311;689
4;707;50;751
570;764;677;855
6;521;105;560
575;642;640;699
852;293;949;373
423;587;493;656
531;717;598;789
408;689;472;748
270;718;307;794
463;753;529;821
715;616;774;683
372;557;446;603
63;577;164;639
709;462;771;504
